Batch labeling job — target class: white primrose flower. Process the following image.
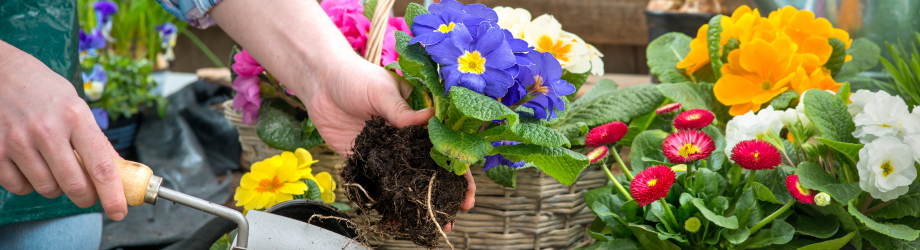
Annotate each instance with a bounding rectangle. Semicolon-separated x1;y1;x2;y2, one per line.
852;93;920;143
725;106;785;159
523;14;590;73
848;89;894;117
903;134;920;165
563;31;603;76
493;6;531;39
587;44;605;76
857;136;917;201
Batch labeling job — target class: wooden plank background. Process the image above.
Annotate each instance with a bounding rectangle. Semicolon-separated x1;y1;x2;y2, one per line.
171;0;753;74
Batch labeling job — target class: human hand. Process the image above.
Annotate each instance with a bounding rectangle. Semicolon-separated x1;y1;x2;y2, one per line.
0;42;127;221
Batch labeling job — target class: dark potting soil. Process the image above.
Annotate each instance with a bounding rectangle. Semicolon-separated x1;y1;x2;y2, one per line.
341;117;467;247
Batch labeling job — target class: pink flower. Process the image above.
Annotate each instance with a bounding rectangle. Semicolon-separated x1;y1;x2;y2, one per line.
232;76;261;124
232;49;264;77
321;0;370;53
380;17;412;68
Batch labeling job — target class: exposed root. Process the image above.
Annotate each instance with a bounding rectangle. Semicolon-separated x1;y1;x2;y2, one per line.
427;173;454;250
344;183;377;204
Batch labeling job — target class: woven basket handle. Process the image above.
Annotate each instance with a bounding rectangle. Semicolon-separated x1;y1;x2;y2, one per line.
363;0;397;65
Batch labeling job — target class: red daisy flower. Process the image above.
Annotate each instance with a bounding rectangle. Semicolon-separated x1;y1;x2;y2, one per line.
587;146;609;164
630;165;676;206
656;103;682;115
585;121;628;148
731;139;782;170
786;174;818;204
662;130;716;163
673;109;715;130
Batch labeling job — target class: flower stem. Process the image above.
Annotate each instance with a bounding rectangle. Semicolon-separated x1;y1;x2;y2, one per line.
859;194;873;214
782;150;796;167
265;72;307;112
658;199;677;234
742;170;757;191
602;163;632;200
864;200;894;215
611;147;634;181
750;199;795;233
660;198;680;230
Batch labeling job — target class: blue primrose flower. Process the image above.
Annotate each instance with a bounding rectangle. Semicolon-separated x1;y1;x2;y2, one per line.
79;29;107;57
483;141;526;171
409;0;497;46
426;23;516;98
499;51;576;120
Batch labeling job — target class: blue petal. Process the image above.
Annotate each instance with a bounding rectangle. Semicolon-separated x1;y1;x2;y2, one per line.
92;108;109;130
507;36;532;53
481;67;513;97
536;52;564;81
429;0;464;14
508;160;527;169
500;82;525;106
460;73;487;94
516;66;535;86
442;66;462;95
550;79;576;97
412;13;445;29
482;155;501;171
481;40;516;70
472;26;504;56
425;38;462;65
515;54;534;66
449;24;474;52
529;104;549;120
462;4;499;22
505;64;520;79
440;8;469;28
409;32;447;46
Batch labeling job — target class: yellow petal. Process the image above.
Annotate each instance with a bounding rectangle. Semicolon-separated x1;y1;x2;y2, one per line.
254;192;273;209
753;87;789;105
315;172;336;191
273;193;294;206
276;162;302;183
714;74;760;105
240;173;260;189
234;187;258;206
800;36;832;65
740;39;779;79
295;148;318;167
729;103;754;116
278;181;308;195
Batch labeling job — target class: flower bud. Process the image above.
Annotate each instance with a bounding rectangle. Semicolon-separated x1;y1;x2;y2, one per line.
587;146;609;164
684;217;701;233
585;122;628;148
671;164;687;172
815;192;831;206
779;109;799;128
656;103;682;121
802;143;820;162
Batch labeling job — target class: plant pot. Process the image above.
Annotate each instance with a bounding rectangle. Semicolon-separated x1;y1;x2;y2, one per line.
265;199;361;240
102;113;142;161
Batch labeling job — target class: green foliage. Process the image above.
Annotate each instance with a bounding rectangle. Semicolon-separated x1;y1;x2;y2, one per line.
836;38;882;81
803;90;858;144
702;125;726;171
657;82;714;110
555;81;664;128
816;137;862;166
449;87;519;131
880;32;920;107
862;219;920;250
428;117;492;165
394;31;446;119
848;200;920;241
627;224;682;250
795;162;862;203
737;219;794;249
578;238;643;250
870;181;920;219
770;90;800;110
707;15;724;79
554;122;588;146
490;144;589;185
756;166;796;204
561;69;590;99
404;3;428;29
84;54;167;120
628;130;669;173
480;123;570;148
798;231;856;250
721;37;740;63
789;215;839;239
692;198;738;229
485;164;517;188
826;38;848;77
647;32;693;83
363;0;378;20
293;179;323;201
735;189;764;228
256;106;325;151
618;111;657;146
752;182;782;204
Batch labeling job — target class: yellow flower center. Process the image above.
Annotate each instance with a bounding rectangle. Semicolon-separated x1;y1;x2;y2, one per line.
760;81;772;90
588;149;603;159
84;82;93;89
796;181;810;195
648;179;658;187
881;160;894;178
535;35;571;63
679;144;700;158
881;124;892;128
685;114;701;121
752;152;760;162
255;176;285;193
531;75;549;94
437;22;456;33
457;51;486;74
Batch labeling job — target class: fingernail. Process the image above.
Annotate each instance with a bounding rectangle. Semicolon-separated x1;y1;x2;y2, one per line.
108;211;126;221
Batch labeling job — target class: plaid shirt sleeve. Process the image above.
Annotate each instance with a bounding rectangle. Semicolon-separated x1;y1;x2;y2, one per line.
155;0;223;29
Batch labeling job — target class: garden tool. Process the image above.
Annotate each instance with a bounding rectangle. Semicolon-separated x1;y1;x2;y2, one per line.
84;155;369;250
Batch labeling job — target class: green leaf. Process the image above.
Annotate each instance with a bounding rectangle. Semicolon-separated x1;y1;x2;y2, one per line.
561;69;590;99
816;137;862;167
798;231;856;250
228;45;241;84
870;181;920;219
753;182;782;204
862;219;920;250
628;130;670;173
490;144;590;185
812;202;862;248
428;117;492;165
721;37;740;63
209;233;231;250
329;202;351;211
577;238;643;250
647;32;693;83
789;214;839;239
445;105;483;133
481;123;570;148
723;228;752;244
449;87;519;130
627;224;682;250
363;0;378;20
702;125;726;171
835;38;881;81
430;148;450;169
692;168;720;198
735;189;764;228
707;15;724;79
406;86;431;111
554;122;588;146
837;82;851;104
692;198;738;229
804;90;858;143
738;219;795;249
826;38;848;77
656;82;713;110
755;166;795;204
556;82;664;128
618;111;657;146
795;162;862;203
394;30;446;119
403;2;428;29
256;106;325;151
770;89;801;110
848;199;920;240
586;186;629;227
293;179;322;201
485;164;517;188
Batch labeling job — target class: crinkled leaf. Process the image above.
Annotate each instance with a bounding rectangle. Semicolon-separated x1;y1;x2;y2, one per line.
795;162;862;203
789;214;839;239
813;202;862;249
656;82;712;110
557;81;664;128
428;117;492;165
446;105;483;133
363;0;378;20
721;37;740;62
735;188;764;228
256;106;324;151
618;111;657;146
826;38;848;77
862;219;920;250
406;85;431;111
798;231;856;250
481;123;570;148
692;198;739;229
816;137;862;167
554;121;588;146
837;81;851;104
647;32;692;83
770;89;800;110
738;219;794;249
485;164;517;188
490;144;589;185
430;148;449;168
870;180;920;219
835;38;881;81
848;199;920;241
291;178;322;201
449;86;519;130
804;90;858;143
707;15;724;79
755;166;795;204
209;233;231;250
702;125;725;171
627;224;682;250
628;130;670;173
404;2;428;29
395;31;446;119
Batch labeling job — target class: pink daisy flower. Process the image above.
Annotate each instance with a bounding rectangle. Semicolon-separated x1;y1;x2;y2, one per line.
786;174;818;204
585;121;628;148
673;109;715;130
630;165;676;206
662;130;716;163
730;139;782;170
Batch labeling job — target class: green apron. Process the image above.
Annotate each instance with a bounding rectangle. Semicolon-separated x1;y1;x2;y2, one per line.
0;0;102;226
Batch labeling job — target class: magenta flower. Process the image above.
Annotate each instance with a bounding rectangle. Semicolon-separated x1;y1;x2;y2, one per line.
321;0;371;53
232;76;261;124
381;17;412;73
232;49;264;77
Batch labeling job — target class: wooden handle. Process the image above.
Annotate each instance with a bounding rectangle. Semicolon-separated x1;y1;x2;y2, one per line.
75;153;154;206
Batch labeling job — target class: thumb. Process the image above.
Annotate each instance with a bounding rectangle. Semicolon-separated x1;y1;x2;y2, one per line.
373;86;434;128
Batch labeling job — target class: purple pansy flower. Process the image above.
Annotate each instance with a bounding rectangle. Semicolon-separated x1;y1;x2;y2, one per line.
91;108;109;130
79;29;107;57
156;23;178;61
483;140;526;171
94;1;118;41
82;64;107;102
499;51;575;120
426;23;516;98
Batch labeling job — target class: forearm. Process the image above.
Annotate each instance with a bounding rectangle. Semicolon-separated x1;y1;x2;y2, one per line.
209;0;361;102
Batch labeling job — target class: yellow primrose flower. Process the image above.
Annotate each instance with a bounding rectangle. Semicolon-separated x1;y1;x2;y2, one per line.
494;6;531;39
768;6;852;66
314;172;337;203
235;155;309;213
714;37;801;116
294;148;319;179
790;67;842;95
678;6;768;75
523;14;590;74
